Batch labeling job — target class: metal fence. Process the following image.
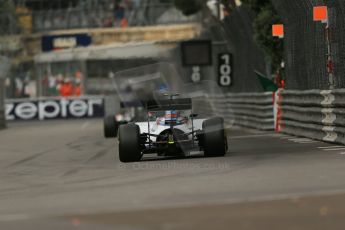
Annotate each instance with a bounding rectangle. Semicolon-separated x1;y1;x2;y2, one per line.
218;6;267;93
168;6;266;93
273;0;345;90
0;13;20;35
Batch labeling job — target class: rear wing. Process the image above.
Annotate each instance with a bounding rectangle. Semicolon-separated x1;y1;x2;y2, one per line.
120;101;143;108
146;98;192;111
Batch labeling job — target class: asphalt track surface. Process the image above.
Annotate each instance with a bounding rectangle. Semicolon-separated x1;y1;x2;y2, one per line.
1;119;345;229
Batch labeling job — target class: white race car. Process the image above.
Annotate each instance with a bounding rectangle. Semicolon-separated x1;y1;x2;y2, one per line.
115;96;227;162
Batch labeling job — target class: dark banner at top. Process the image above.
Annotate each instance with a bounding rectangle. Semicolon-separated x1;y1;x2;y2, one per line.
42;33;92;52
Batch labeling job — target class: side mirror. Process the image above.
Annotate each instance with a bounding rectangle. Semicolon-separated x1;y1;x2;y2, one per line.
189;113;198;118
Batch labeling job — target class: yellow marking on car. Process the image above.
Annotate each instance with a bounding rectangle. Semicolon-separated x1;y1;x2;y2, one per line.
168;135;174;144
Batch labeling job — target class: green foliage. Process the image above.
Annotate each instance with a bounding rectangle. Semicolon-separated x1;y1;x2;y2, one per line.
242;0;283;71
241;0;269;14
174;0;202;16
0;0;15;12
0;0;17;35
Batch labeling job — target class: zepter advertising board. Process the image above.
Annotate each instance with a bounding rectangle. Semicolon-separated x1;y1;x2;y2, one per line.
5;96;104;121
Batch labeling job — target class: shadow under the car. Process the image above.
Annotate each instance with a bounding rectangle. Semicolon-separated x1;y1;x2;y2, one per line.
140;153;226;162
141;155;201;162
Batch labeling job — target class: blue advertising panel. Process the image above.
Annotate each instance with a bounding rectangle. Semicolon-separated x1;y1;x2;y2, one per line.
42;34;92;52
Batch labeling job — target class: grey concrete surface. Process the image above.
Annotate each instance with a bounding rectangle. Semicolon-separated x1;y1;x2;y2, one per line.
1;119;345;229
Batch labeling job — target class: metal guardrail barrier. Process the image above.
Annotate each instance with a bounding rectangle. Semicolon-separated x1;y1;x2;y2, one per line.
99;92;276;131
277;89;345;144
0;78;5;129
0;55;11;129
193;92;275;131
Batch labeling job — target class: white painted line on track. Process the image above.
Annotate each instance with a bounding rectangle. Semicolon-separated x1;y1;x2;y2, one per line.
318;146;344;149
292;140;315;142
81;121;90;130
296;141;320;144
322;148;345;151
230;133;278;139
278;134;290;137
0;214;32;222
286;138;320;144
280;136;293;139
288;138;313;141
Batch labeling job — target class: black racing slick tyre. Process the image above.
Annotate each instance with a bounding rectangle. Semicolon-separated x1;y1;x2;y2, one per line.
104;115;118;138
202;117;227;157
118;124;142;163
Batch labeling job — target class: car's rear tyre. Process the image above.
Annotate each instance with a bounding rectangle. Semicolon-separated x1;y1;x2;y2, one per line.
202;117;227;157
118;124;142;162
104;115;118;138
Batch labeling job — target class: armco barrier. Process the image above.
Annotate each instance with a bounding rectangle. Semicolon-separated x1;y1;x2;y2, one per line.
0;56;10;129
193;92;275;131
2;92;278;132
277;89;345;144
3;92;275;128
5;96;105;121
0;78;5;129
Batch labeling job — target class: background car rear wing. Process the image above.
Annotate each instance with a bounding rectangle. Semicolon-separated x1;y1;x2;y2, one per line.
120;101;143;108
146;98;192;111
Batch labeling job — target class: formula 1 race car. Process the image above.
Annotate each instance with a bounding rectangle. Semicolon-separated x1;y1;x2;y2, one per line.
103;103;145;138
104;114;129;138
104;115;119;138
117;95;227;162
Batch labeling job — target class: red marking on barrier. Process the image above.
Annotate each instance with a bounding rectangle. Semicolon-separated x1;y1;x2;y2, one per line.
275;90;283;132
327;59;334;74
272;24;284;38
313;6;328;22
